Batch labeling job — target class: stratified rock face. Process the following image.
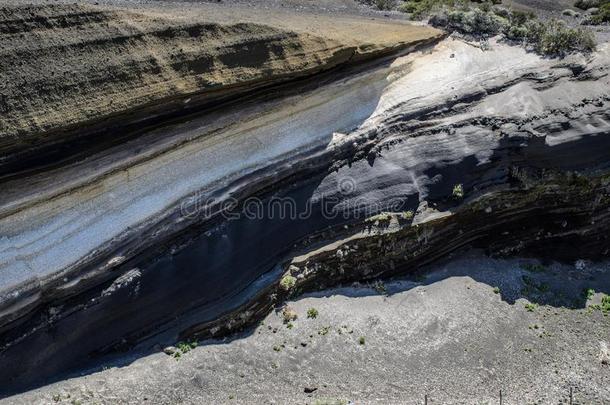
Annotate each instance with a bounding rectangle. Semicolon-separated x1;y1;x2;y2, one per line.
0;3;440;172
0;2;608;395
0;4;338;161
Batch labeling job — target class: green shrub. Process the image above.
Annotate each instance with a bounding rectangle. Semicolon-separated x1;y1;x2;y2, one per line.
509;9;535;25
524;302;538;312
307;308;319;319
428;4;596;56
401;210;414;220
452;184;464;199
602;294;610;312
399;0;503;18
589;2;610;24
584;288;595;300
174;340;197;358
431;8;508;36
535;19;596;55
375;0;397;10
505;24;529;41
399;0;462;18
282;306;298;323
279;275;297;291
575;0;601;10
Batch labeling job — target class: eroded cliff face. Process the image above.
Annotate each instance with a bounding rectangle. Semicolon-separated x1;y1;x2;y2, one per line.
0;2;608;394
0;3;440;175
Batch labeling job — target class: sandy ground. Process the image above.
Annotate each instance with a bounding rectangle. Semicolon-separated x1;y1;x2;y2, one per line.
7;251;609;404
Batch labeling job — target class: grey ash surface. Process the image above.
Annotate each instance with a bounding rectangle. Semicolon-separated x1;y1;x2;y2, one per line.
8;251;610;404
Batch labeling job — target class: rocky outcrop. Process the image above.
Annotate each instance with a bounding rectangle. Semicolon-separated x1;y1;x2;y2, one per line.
0;3;608;395
0;3;440;175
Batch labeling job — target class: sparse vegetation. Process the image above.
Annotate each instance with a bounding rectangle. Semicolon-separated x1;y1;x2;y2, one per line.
584;288;595;300
279;275;297;291
401;210;414;220
452;183;464;199
366;212;392;223
372;280;387;295
588;2;610;24
521;275;550;297
430;7;507;36
177;340;197;352
528;19;596;56
282;306;298;323
375;0;397;10
360;0;398;10
367;210;414;224
318;326;331;336
307;308;319;319
524;302;538;312
589;295;610;314
173;340;198;359
399;0;502;19
493;286;500;294
575;0;601;9
602;294;610;313
358;336;366;345
423;1;596;56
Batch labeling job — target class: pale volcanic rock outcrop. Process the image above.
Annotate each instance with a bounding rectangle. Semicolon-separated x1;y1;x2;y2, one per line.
0;3;441;171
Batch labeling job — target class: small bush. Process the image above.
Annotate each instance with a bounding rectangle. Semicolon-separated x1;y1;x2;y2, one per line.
535;19;596;55
358;336;366;345
399;0;461;18
588;2;610;24
575;0;601;10
430;6;509;35
523;19;596;56
372;280;387;294
307;308;319;319
401;210;414;220
282;306;298;323
375;0;397;10
366;212;392;223
279;275;297;291
173;340;197;358
602;294;610;312
524;302;538;312
493;286;500;294
452;184;464;199
429;5;596;56
584;288;595;300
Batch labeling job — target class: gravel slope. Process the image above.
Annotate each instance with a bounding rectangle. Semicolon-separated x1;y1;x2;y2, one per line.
6;252;609;404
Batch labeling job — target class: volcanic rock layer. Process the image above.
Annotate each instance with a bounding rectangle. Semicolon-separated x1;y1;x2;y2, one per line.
0;2;609;395
0;3;439;176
